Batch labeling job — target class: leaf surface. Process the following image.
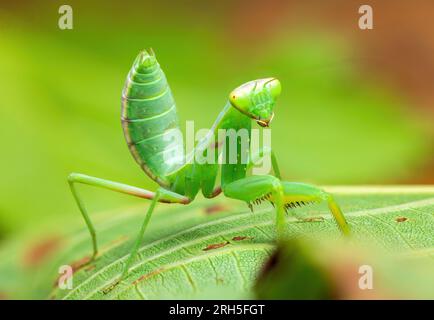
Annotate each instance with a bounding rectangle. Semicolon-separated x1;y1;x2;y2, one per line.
1;187;433;299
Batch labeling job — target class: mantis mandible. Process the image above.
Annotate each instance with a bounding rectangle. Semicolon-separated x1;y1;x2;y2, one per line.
68;49;350;290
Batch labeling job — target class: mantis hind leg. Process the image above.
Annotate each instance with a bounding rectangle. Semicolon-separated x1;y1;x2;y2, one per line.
68;173;189;259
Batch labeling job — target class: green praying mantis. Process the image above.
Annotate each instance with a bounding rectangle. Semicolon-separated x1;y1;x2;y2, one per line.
68;49;350;290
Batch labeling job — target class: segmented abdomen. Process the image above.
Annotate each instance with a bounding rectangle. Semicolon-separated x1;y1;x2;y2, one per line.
121;50;184;186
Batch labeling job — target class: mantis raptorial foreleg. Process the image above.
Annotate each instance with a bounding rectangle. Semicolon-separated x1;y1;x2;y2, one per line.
223;175;287;237
222;175;350;237
68;173;189;259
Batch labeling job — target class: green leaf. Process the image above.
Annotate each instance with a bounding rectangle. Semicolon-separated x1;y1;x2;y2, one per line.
0;186;433;299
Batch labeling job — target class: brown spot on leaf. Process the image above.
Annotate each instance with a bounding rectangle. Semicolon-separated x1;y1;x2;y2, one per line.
0;292;8;300
205;204;227;215
396;216;408;223
232;236;254;241
303;217;324;222
203;241;230;251
132;267;165;285
23;235;63;267
70;256;92;271
102;280;120;294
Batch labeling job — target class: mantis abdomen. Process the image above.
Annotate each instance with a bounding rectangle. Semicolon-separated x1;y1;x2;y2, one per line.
121;50;184;186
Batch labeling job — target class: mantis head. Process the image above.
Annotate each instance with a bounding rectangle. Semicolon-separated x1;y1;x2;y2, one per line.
229;78;281;127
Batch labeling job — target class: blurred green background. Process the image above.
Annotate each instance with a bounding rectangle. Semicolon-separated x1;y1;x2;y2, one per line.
0;0;433;237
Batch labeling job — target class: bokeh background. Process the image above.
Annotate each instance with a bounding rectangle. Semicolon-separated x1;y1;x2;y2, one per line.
0;0;433;239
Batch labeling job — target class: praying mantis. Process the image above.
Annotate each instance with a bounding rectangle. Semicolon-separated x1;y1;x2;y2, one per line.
68;49;350;290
